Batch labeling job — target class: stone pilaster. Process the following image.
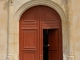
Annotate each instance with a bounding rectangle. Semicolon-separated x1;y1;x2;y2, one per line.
7;0;14;60
67;0;74;60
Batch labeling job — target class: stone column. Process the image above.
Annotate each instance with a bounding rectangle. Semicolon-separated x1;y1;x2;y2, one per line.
7;0;15;60
67;0;74;60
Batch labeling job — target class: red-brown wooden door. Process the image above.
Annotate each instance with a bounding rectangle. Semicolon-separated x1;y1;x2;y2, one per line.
19;7;40;60
48;29;59;60
19;5;62;60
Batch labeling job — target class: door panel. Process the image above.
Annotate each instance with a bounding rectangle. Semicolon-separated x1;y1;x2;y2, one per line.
22;29;37;49
48;29;59;50
49;51;58;60
48;29;59;60
20;29;38;60
23;11;38;22
23;52;36;60
41;7;59;29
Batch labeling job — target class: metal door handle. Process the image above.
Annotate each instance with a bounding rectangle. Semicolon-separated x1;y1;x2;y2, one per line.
48;44;50;47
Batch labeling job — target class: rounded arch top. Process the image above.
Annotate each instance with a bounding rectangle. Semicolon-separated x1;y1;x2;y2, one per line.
14;0;66;22
8;1;69;60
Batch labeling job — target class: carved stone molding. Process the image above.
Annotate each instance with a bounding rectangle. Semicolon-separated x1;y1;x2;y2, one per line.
68;55;74;60
14;0;66;21
7;0;13;5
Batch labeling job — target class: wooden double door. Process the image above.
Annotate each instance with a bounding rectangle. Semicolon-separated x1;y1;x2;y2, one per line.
19;6;62;60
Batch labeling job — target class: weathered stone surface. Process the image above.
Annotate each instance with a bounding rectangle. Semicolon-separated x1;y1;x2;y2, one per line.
0;0;80;60
0;0;7;60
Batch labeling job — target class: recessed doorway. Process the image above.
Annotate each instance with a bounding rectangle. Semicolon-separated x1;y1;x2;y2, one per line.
43;29;59;60
19;5;62;60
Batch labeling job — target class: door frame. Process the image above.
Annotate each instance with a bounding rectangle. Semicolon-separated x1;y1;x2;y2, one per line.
8;0;69;60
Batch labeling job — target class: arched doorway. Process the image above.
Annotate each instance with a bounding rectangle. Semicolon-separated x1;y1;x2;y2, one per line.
19;5;62;60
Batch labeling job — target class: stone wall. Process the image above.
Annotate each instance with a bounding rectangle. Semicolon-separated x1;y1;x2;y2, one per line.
69;0;80;60
0;0;7;60
0;0;80;60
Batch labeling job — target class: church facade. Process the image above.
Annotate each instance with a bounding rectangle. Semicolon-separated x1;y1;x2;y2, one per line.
0;0;80;60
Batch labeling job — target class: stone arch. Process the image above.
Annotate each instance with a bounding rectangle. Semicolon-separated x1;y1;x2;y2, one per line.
14;0;66;22
8;0;68;60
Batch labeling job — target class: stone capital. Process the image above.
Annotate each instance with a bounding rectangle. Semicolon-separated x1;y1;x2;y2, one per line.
7;0;13;6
